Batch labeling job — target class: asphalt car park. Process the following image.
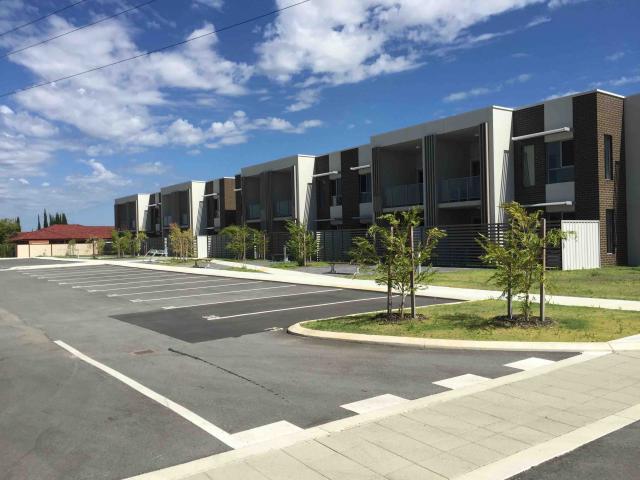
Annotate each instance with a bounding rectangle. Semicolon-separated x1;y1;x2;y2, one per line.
0;257;81;269
0;263;577;480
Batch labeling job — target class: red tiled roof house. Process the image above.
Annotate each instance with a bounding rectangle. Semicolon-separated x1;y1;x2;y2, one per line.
10;224;113;258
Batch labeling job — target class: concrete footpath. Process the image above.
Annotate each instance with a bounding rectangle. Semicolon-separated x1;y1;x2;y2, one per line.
131;351;640;480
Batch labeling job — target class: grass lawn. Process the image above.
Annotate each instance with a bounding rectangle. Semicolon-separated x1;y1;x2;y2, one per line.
307;299;640;342
268;261;332;269
354;266;640;301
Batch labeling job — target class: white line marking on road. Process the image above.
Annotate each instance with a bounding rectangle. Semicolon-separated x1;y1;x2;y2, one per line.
38;270;133;280
201;294;388;319
53;340;241;449
230;421;303;448
70;275;192;288
130;282;280;302
104;280;237;296
340;394;409;414
58;273;176;284
93;278;232;293
35;268;133;278
433;374;490;390
166;288;344;310
505;357;556;371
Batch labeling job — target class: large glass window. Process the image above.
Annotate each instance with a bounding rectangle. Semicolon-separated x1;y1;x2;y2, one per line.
359;173;372;203
522;144;535;187
547;140;575;184
331;178;342;206
606;209;616;254
604;134;613;180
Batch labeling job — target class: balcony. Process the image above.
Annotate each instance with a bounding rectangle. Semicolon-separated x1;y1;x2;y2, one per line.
273;199;292;218
548;166;574;184
439;176;480;204
383;183;423;208
246;203;262;220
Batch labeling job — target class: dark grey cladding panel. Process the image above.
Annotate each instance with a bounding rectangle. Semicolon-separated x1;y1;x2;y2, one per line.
341;148;360;228
424;135;437;226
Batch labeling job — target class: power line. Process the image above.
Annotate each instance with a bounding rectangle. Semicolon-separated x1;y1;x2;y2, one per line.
0;0;92;38
0;0;312;99
2;0;161;59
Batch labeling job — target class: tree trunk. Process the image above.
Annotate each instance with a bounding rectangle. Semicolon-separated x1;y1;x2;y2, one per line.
507;285;513;320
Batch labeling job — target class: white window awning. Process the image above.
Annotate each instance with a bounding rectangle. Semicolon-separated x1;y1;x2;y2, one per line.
512;127;571;142
312;170;339;178
349;164;371;171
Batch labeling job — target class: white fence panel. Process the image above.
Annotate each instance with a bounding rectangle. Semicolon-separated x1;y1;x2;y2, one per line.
561;220;599;270
196;235;208;259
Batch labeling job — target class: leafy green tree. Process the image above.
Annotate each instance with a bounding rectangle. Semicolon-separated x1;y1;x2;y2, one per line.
86;237;105;258
285;219;316;266
479;202;569;322
221;224;254;262
349;235;377;276
168;224;192;259
0;218;20;244
120;230;133;256
66;239;77;257
131;231;147;256
252;229;268;260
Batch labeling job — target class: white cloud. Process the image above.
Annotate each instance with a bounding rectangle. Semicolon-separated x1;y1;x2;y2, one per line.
444;87;493;102
2;18;252;149
526;16;551;27
129;161;169;175
545;90;579;100
42;182;50;187
17;178;29;185
548;0;588;8
605;51;625;62
1;106;58;138
444;73;531;102
192;0;223;9
287;89;322;112
65;159;130;187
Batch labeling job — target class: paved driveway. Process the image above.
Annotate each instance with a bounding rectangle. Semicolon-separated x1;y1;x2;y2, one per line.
0;264;575;479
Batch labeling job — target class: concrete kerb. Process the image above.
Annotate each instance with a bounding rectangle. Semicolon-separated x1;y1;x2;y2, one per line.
289;321;640;352
123;351;609;480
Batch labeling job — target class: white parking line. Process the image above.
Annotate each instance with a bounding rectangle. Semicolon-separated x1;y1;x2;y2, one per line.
202;294;388;320
433;374;490;390
130;282;274;302
58;272;175;284
70;275;193;288
33;268;131;279
92;278;232;293
164;288;343;310
54;340;240;448
103;279;233;295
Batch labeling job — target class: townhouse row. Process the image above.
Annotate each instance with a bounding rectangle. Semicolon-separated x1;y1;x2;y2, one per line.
115;89;640;267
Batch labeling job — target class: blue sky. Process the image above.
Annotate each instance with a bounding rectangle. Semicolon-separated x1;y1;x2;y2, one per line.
0;0;638;231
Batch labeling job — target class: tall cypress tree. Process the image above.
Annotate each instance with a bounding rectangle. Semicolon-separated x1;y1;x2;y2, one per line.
37;214;41;230
16;217;21;231
55;213;60;225
43;209;48;228
61;213;68;225
49;213;54;226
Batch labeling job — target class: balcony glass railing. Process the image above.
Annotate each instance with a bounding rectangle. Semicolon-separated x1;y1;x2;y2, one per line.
246;203;261;220
383;183;423;208
439;176;481;203
548;166;575;184
359;191;372;203
273;199;292;217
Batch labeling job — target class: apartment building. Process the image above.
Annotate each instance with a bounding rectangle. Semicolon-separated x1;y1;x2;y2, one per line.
512;90;627;265
114;88;640;266
114;193;150;234
313;145;374;229
160;181;206;235
238;154;316;231
203;177;237;234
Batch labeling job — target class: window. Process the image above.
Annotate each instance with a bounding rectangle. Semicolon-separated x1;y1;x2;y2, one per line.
359;173;372;203
522;144;535;187
331;178;342;206
606;209;615;254
547;140;575;184
604;134;613;180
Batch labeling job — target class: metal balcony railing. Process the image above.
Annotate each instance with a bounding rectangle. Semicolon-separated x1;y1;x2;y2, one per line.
548;166;575;184
439;176;481;203
273;199;292;217
246;203;262;220
383;183;423;208
359;191;372;203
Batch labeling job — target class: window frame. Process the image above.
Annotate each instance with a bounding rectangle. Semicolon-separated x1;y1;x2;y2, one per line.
604;134;613;180
522;144;535;187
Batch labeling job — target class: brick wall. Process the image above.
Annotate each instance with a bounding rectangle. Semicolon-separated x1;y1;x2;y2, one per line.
513;105;546;205
574;92;626;265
